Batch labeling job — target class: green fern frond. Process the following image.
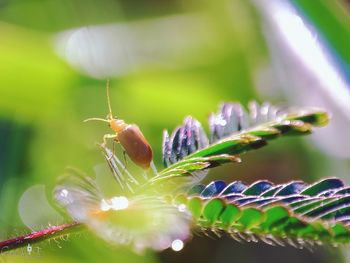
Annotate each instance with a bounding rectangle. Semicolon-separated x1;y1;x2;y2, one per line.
159;103;329;184
172;178;350;247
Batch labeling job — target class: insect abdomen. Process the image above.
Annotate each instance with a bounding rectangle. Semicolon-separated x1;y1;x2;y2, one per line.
117;124;153;169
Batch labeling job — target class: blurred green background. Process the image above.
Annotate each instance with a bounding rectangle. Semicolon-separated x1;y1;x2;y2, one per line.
0;0;350;262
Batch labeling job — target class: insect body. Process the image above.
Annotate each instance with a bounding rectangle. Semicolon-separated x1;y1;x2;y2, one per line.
84;81;153;169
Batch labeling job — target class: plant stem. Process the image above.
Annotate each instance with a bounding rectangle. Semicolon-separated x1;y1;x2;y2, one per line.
0;222;83;253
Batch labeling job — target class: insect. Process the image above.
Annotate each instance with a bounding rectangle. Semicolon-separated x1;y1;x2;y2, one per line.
84;81;153;169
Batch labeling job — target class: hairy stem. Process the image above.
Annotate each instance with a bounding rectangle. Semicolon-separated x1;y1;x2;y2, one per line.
0;222;83;253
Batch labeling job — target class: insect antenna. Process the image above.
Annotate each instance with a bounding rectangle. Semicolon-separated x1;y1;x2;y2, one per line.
106;79;113;120
83;118;110;123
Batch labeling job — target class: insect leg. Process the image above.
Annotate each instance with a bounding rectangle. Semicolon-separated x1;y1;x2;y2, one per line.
112;140;116;156
102;134;118;161
102;134;118;148
122;150;129;168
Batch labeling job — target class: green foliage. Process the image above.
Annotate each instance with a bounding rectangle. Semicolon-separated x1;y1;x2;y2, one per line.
49;101;340;254
149;105;350;248
157;104;329;185
175;190;350;247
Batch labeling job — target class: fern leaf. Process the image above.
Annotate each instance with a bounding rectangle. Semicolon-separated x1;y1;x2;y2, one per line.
174;178;350;246
160;102;328;183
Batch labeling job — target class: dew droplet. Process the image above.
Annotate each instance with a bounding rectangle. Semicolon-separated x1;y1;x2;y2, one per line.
110;196;129;210
171;239;184;252
178;204;187;212
100;199;110;211
61;189;68;198
27;243;32;255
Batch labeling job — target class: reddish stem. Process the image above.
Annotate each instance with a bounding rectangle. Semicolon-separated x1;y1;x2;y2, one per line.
0;222;83;253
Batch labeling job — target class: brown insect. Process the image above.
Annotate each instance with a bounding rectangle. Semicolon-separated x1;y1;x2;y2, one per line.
84;81;153;169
